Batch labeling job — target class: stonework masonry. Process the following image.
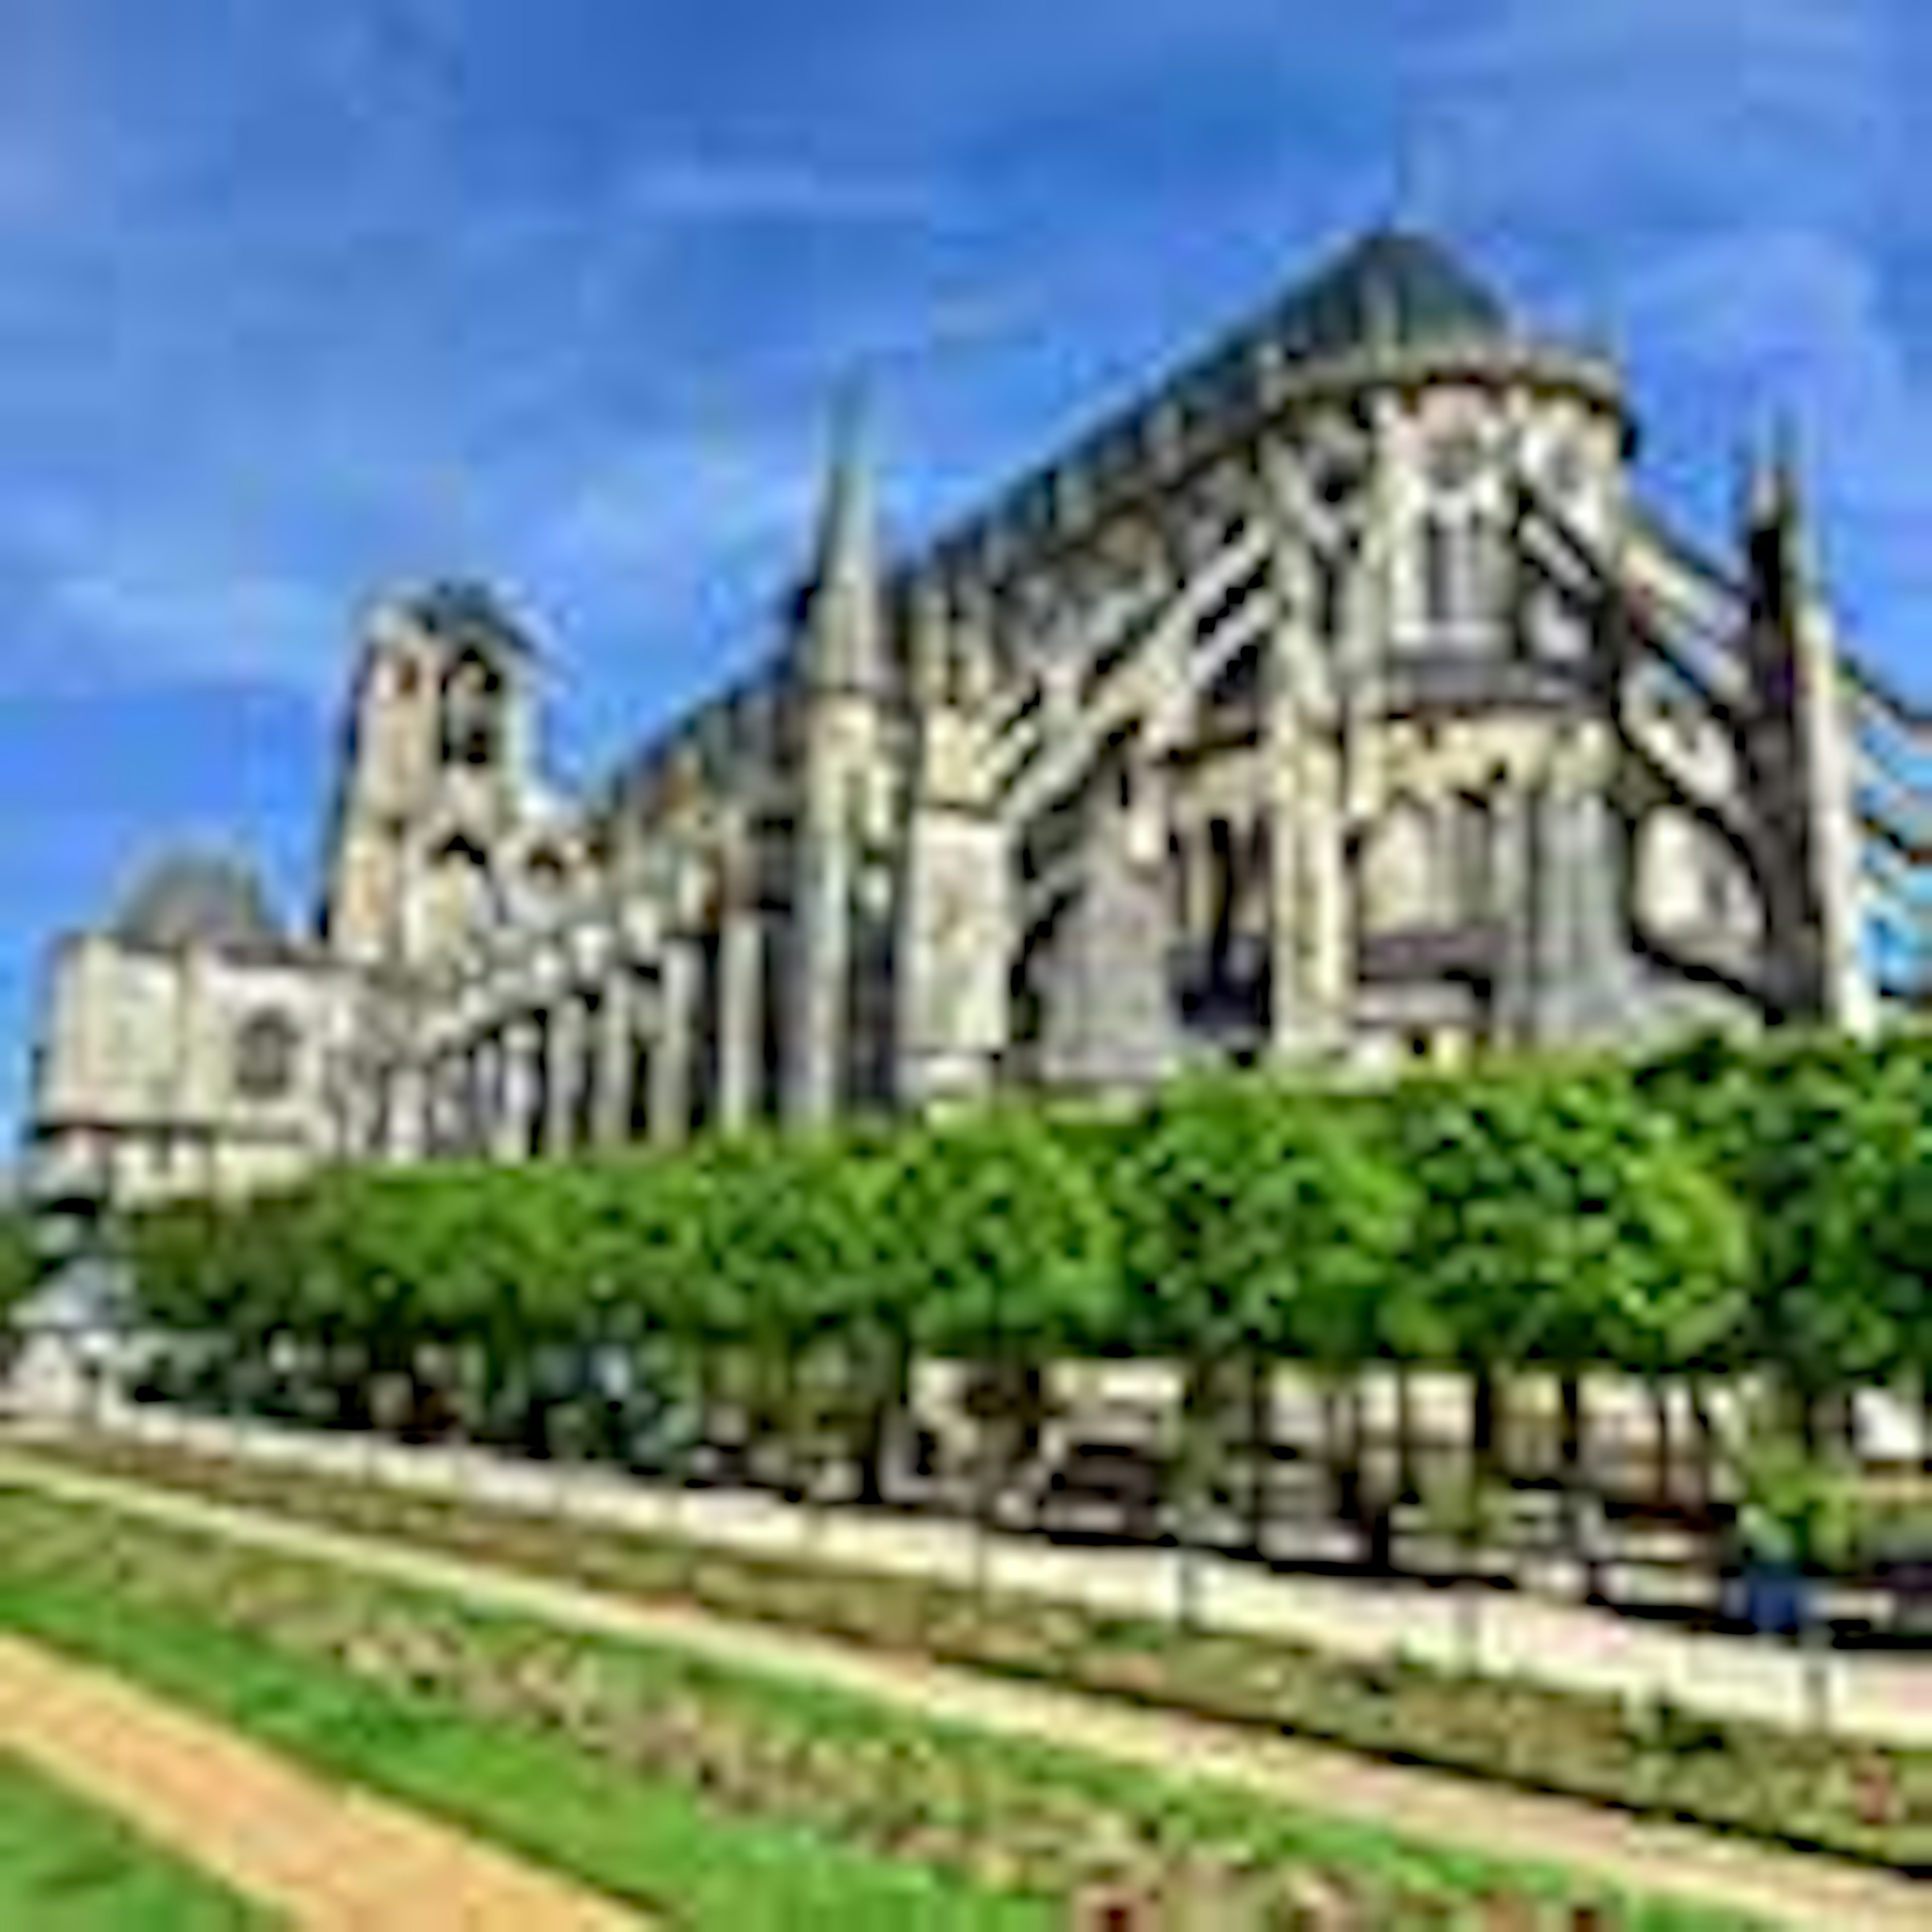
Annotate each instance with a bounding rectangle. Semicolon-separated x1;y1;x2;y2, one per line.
23;228;1910;1216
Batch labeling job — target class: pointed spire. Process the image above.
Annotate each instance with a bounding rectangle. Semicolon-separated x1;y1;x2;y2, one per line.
1741;414;1805;533
1771;412;1808;550
907;574;951;710
802;377;884;696
1743;413;1811;629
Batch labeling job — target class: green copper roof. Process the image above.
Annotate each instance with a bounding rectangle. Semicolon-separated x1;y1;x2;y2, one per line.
114;850;282;953
1272;229;1510;359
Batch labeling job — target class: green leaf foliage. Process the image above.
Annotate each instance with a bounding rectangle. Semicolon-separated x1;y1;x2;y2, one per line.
0;1212;42;1325
109;1029;1932;1437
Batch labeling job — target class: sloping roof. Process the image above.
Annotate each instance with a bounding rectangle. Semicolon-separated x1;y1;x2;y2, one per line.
403;580;538;662
113;850;283;953
1270;228;1510;359
920;226;1531;589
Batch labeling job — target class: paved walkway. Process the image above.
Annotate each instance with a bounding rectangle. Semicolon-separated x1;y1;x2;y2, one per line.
2;1443;1925;1931
0;1629;638;1932
36;1406;1932;1746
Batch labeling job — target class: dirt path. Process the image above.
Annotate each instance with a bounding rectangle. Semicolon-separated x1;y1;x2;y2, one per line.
3;1447;1925;1931
0;1631;639;1932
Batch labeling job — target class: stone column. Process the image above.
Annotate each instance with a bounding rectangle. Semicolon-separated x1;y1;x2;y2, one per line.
1039;778;1175;1095
716;913;763;1131
1539;768;1642;1045
448;1050;471;1155
417;1060;444;1158
1298;735;1352;1048
1263;549;1331;1064
545;995;585;1157
469;1036;501;1157
333;1063;374;1164
651;943;695;1146
1488;784;1541;1050
593;967;634;1149
430;1055;460;1156
788;824;851;1126
495;1018;539;1163
446;1053;472;1154
1795;604;1878;1035
387;1061;429;1164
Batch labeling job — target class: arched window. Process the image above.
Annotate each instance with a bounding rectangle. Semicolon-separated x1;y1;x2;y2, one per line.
1452;792;1494;923
1636;808;1705;932
431;836;496;940
1363;797;1440;931
440;648;505;768
1421;514;1496;634
1208;817;1236;947
1422;516;1456;625
1317;557;1345;639
526;847;568;898
1702;837;1762;939
232;1009;300;1103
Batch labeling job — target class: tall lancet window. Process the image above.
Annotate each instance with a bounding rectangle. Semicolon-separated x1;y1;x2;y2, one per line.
440;648;505;767
1422;516;1457;627
1421;513;1499;640
1364;796;1439;931
1453;791;1495;924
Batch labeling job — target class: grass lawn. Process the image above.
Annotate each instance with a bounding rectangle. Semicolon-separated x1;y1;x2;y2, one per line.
0;1575;1046;1931
0;1747;271;1931
0;1483;1760;1930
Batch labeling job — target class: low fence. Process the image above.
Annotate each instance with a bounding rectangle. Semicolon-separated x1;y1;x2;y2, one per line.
11;1397;1932;1747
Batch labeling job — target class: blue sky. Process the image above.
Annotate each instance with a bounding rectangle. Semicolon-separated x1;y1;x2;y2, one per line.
2;0;1930;1143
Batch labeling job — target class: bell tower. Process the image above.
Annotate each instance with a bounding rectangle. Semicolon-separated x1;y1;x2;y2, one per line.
318;582;536;969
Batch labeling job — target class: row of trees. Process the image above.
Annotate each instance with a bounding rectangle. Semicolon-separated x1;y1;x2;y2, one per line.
110;1031;1932;1547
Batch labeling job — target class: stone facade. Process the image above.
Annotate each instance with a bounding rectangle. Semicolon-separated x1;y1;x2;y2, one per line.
22;229;1897;1213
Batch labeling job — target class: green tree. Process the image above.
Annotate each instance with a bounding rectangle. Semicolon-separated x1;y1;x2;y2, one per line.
1645;1033;1906;1448
1728;1416;1866;1732
1418;1461;1516;1673
0;1212;38;1316
1861;1106;1932;1465
1123;1071;1416;1575
1396;1067;1744;1583
884;1106;1117;1596
0;1210;43;1380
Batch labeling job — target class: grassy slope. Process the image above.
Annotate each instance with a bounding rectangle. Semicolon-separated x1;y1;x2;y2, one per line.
0;1485;1757;1931
0;1748;270;1932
